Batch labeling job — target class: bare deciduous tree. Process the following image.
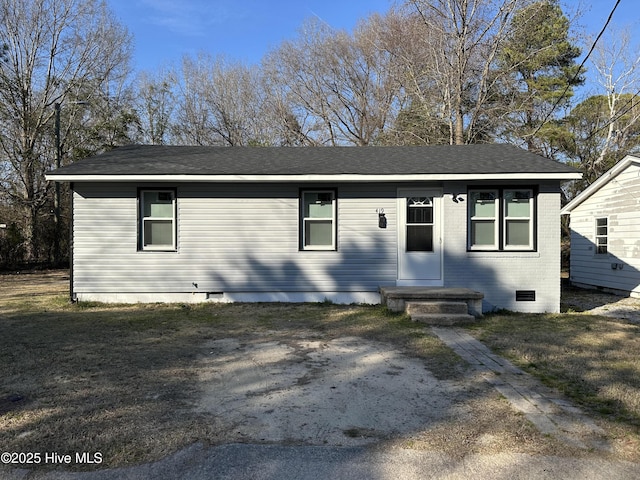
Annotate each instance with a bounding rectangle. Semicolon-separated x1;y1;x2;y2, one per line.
172;54;267;146
264;17;402;146
134;69;176;145
406;0;523;145
559;27;640;191
590;27;640;169
0;0;132;262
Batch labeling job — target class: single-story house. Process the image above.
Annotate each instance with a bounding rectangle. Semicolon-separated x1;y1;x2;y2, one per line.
46;144;580;312
561;155;640;297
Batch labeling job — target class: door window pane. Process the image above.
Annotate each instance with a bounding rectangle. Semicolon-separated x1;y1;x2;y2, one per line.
407;225;433;252
407;205;433;224
406;197;434;251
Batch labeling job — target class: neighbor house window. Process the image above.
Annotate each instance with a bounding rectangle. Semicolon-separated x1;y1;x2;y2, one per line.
595;217;608;254
139;189;176;251
468;188;535;251
301;190;336;250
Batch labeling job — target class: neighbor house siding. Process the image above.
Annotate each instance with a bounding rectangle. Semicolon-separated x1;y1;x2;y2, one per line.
72;182;398;302
568;162;640;296
441;181;562;312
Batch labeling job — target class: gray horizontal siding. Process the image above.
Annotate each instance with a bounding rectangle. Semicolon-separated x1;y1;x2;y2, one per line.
72;183;398;294
569;162;640;294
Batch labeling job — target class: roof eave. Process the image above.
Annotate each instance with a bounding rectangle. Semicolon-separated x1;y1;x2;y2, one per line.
561;155;640;214
46;172;583;183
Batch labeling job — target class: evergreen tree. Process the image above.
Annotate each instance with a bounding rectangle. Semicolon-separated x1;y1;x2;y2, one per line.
497;0;583;154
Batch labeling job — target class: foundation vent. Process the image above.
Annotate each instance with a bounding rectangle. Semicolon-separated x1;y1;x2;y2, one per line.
515;290;536;302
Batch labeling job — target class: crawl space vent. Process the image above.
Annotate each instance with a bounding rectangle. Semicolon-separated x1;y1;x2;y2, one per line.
516;290;536;302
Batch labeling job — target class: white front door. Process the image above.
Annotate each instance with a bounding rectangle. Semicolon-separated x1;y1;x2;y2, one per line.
397;188;443;286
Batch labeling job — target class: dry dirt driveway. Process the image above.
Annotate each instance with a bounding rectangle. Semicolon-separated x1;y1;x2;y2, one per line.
195;335;466;446
8;330;640;479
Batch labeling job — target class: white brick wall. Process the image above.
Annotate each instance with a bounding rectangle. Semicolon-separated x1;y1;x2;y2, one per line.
442;182;562;313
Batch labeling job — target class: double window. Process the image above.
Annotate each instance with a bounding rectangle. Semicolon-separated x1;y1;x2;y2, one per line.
139;189;176;251
300;190;336;250
468;188;535;251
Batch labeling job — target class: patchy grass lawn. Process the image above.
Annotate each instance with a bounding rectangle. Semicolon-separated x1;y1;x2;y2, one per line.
466;311;640;458
3;270;640;470
0;270;461;470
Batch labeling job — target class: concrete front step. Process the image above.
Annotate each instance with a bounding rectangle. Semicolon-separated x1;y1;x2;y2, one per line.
406;301;468;315
380;287;484;317
410;313;476;326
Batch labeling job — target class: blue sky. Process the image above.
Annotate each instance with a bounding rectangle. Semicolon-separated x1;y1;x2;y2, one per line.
108;0;638;91
108;0;394;69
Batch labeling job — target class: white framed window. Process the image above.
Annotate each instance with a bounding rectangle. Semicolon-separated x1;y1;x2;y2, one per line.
504;189;533;249
139;189;176;251
301;190;336;250
595;217;608;255
468;188;536;251
469;190;498;249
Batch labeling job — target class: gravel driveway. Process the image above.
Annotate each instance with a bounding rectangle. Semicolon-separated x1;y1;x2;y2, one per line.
562;284;640;323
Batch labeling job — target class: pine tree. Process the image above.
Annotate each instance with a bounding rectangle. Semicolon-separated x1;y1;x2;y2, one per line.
497;0;583;154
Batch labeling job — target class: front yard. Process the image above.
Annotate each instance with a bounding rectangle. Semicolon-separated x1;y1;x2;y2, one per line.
467;307;640;457
1;270;640;470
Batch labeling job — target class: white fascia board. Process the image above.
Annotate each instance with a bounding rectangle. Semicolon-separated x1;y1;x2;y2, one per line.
561;155;640;214
46;172;582;183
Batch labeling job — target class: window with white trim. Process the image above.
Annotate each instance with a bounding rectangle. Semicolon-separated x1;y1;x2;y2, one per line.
139;189;176;251
301;190;336;250
468;188;535;251
504;190;533;249
595;217;608;254
469;190;498;249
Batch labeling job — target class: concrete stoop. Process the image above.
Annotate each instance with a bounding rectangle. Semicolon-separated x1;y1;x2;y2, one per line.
406;301;476;325
380;287;484;326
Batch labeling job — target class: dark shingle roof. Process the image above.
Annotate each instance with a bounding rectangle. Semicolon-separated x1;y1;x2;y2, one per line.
48;144;579;177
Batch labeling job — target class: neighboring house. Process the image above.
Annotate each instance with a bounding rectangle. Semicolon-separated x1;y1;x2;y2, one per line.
561;155;640;297
47;144;580;312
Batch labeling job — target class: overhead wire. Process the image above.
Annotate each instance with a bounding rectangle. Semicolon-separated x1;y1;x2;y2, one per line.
528;0;622;141
581;89;640;143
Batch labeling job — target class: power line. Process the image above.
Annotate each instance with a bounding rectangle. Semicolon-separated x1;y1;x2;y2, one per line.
528;0;622;141
582;89;640;143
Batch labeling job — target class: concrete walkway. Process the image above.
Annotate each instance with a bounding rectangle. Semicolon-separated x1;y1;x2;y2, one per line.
431;327;609;451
